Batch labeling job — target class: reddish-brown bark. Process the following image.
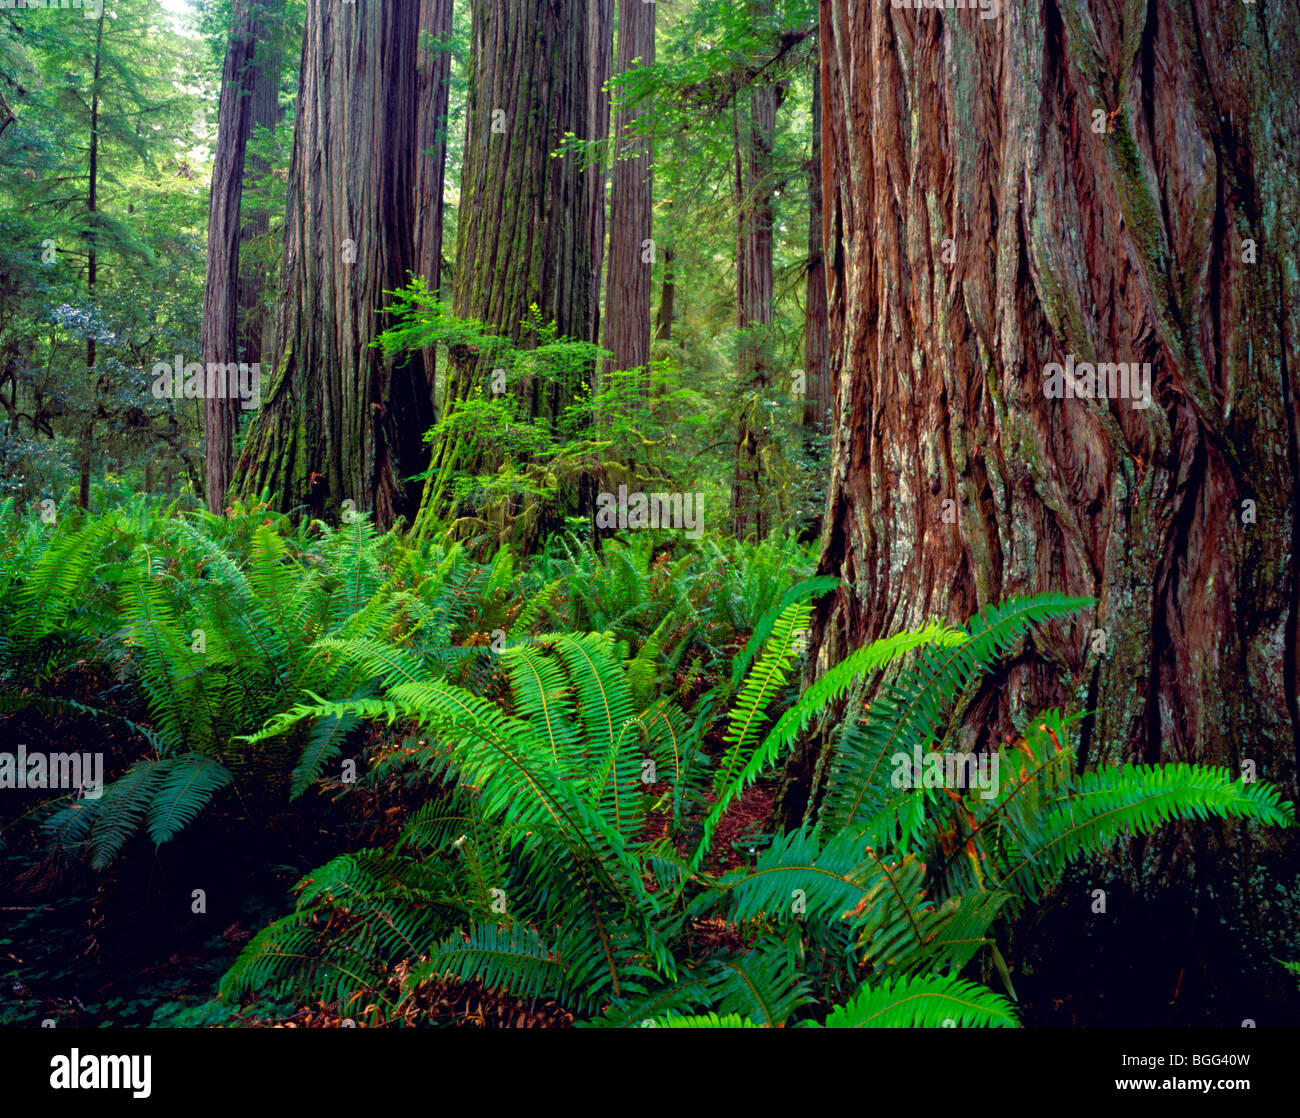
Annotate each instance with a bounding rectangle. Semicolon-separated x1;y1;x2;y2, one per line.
604;0;655;381
784;0;1300;947
232;0;436;529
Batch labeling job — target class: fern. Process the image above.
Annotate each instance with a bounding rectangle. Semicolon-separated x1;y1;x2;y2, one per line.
815;974;1019;1028
146;756;233;845
819;594;1093;834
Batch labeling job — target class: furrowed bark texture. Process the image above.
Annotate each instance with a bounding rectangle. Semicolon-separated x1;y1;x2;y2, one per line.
203;0;260;515
586;0;612;350
232;0;433;529
788;0;1300;952
604;0;655;378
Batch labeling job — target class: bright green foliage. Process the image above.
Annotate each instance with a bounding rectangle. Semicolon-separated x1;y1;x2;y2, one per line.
216;583;1293;1027
4;501;1292;1027
0;500;541;865
814;975;1019;1029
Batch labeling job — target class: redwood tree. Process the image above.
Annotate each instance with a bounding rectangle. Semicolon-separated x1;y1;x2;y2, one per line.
730;2;782;538
414;0;454;406
232;0;438;528
785;0;1300;949
235;1;287;373
419;0;608;520
800;47;829;450
604;0;655;382
202;0;262;515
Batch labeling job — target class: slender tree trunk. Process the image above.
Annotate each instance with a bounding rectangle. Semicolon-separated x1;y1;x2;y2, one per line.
800;47;829;448
603;0;654;382
77;12;105;510
782;0;1300;954
730;47;779;539
655;244;674;342
418;0;604;523
203;0;259;515
232;0;433;529
414;0;454;417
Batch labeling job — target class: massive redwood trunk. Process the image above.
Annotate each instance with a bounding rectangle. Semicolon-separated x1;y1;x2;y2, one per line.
786;0;1300;957
232;0;435;529
603;0;655;381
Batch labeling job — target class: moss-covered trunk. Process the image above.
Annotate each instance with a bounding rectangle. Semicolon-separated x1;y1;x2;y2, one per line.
782;0;1300;957
414;0;454;415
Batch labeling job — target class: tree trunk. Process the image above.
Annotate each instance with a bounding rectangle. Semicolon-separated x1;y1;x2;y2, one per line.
585;0;612;353
418;0;605;522
603;0;654;381
235;0;286;374
77;11;105;510
784;0;1300;953
203;0;260;515
232;0;433;529
655;244;674;342
730;53;779;539
800;46;829;447
414;0;454;414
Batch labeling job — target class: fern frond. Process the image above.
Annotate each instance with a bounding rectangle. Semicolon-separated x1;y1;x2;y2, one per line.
146;755;232;845
692;620;965;868
815;974;1018;1028
408;923;568;1006
820;595;1093;833
654;1012;761;1028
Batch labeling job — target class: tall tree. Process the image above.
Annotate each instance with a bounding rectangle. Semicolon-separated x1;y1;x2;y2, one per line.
585;0;612;350
77;8;105;510
603;0;655;381
417;0;607;521
800;45;829;451
654;245;674;342
413;0;454;407
730;4;781;539
202;0;262;515
783;1;1300;950
232;0;438;528
234;1;288;373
